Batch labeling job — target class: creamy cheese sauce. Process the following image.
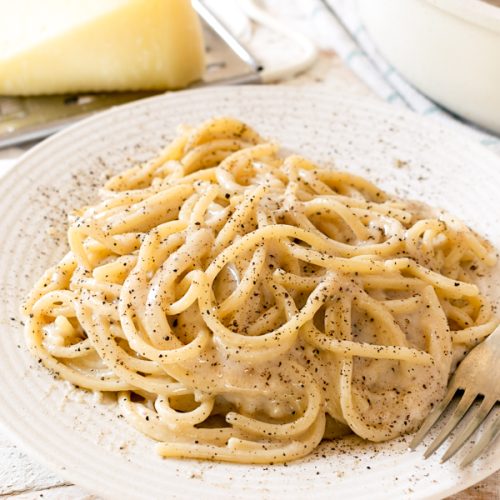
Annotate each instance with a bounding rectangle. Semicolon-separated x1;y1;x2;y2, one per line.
23;117;498;463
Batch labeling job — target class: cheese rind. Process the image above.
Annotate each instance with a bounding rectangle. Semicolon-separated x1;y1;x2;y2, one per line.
0;0;205;95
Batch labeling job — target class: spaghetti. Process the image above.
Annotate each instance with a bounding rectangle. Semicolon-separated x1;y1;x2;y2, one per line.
23;117;498;463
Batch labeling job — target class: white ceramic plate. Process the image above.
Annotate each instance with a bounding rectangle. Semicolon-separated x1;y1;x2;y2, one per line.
0;86;498;500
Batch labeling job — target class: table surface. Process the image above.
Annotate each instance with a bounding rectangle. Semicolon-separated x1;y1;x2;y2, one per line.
0;20;498;500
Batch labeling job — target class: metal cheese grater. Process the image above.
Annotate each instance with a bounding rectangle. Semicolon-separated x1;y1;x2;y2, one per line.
0;0;263;149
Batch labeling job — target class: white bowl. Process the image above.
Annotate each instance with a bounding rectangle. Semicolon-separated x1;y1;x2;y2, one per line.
358;0;500;134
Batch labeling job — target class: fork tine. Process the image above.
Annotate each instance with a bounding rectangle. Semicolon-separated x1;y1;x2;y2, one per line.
423;390;476;459
461;413;500;467
440;397;495;463
409;384;457;450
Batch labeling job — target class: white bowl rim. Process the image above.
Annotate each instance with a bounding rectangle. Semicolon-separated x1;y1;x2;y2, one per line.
423;0;500;33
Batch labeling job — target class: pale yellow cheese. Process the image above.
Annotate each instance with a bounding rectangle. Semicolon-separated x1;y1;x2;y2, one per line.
0;0;205;95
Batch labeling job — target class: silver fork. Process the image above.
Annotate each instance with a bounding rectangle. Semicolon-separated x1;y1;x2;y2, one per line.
410;326;500;466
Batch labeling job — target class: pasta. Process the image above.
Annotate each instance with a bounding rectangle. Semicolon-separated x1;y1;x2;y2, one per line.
23;117;498;464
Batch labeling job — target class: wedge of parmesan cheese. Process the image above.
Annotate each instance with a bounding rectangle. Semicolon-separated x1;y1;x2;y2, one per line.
0;0;205;95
